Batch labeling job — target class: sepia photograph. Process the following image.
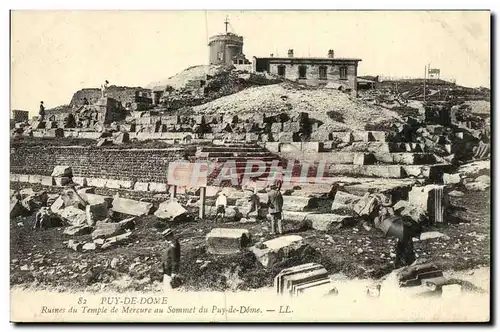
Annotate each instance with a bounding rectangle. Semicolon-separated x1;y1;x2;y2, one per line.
9;9;491;323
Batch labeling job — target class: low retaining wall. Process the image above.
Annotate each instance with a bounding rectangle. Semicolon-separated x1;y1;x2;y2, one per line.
10;145;185;183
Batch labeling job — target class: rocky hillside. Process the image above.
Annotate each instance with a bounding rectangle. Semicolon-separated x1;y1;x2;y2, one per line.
147;65;231;90
190;83;403;132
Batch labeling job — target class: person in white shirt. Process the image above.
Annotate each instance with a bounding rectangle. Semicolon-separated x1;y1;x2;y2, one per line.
215;191;227;222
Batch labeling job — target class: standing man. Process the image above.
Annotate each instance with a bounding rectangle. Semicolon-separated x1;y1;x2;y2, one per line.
101;80;109;98
245;183;260;219
267;181;284;235
38;101;46;121
215;191;227;223
161;228;181;290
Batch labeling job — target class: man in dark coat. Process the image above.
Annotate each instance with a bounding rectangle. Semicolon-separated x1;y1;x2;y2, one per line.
39;101;45;121
394;217;421;269
161;228;181;281
267;182;284;234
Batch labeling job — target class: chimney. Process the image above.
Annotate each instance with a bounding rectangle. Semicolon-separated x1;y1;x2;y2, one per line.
328;49;334;58
288;49;294;58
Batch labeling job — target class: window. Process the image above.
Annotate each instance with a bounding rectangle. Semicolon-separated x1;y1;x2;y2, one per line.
298;65;307;79
339;66;348;80
319;66;328;80
217;52;223;61
277;65;286;77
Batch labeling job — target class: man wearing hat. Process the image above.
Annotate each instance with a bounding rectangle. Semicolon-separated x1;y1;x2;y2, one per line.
38;101;46;121
161;228;181;289
267;181;284;235
101;80;109;98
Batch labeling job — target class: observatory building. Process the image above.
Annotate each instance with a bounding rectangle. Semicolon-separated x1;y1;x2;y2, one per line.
208;17;250;65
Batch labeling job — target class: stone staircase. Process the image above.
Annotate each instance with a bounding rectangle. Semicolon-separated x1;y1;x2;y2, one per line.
194;142;284;186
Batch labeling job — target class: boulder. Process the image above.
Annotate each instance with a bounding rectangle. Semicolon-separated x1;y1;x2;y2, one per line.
464;182;489;192
94;238;105;245
281;196;321;212
457;161;490;177
448;190;465;197
85;202;109;226
50;197;65;214
308;213;357;231
392;200;428;224
475;175;490;185
206;228;251;254
59;206;88;226
61;189;86;209
80;193;113;207
111;197;154;216
91;222;125;240
331;191;363;211
154;201;188;222
51;166;72;177
82;243;97;251
270;211;310;232
443;173;461;185
251;235;309;268
63;225;93;236
278;211;356;232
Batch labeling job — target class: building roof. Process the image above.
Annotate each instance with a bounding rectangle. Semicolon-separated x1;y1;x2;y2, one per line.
253;56;362;62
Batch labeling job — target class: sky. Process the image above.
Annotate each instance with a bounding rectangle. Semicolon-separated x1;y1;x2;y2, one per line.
10;10;490;117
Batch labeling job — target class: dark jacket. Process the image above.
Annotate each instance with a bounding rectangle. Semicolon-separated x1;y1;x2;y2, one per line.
162;239;181;275
39;104;45;117
267;189;283;214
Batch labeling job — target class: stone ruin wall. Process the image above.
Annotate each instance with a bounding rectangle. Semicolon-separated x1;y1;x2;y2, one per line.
70;87;152;107
10;145;185;183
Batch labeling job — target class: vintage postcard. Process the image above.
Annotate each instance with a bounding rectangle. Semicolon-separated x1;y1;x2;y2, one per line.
9;10;491;323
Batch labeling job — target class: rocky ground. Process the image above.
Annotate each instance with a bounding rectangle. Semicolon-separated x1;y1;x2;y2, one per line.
190;83;403;132
10;187;490;293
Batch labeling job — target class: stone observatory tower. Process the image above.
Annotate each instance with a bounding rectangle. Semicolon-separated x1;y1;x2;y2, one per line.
208;16;248;65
